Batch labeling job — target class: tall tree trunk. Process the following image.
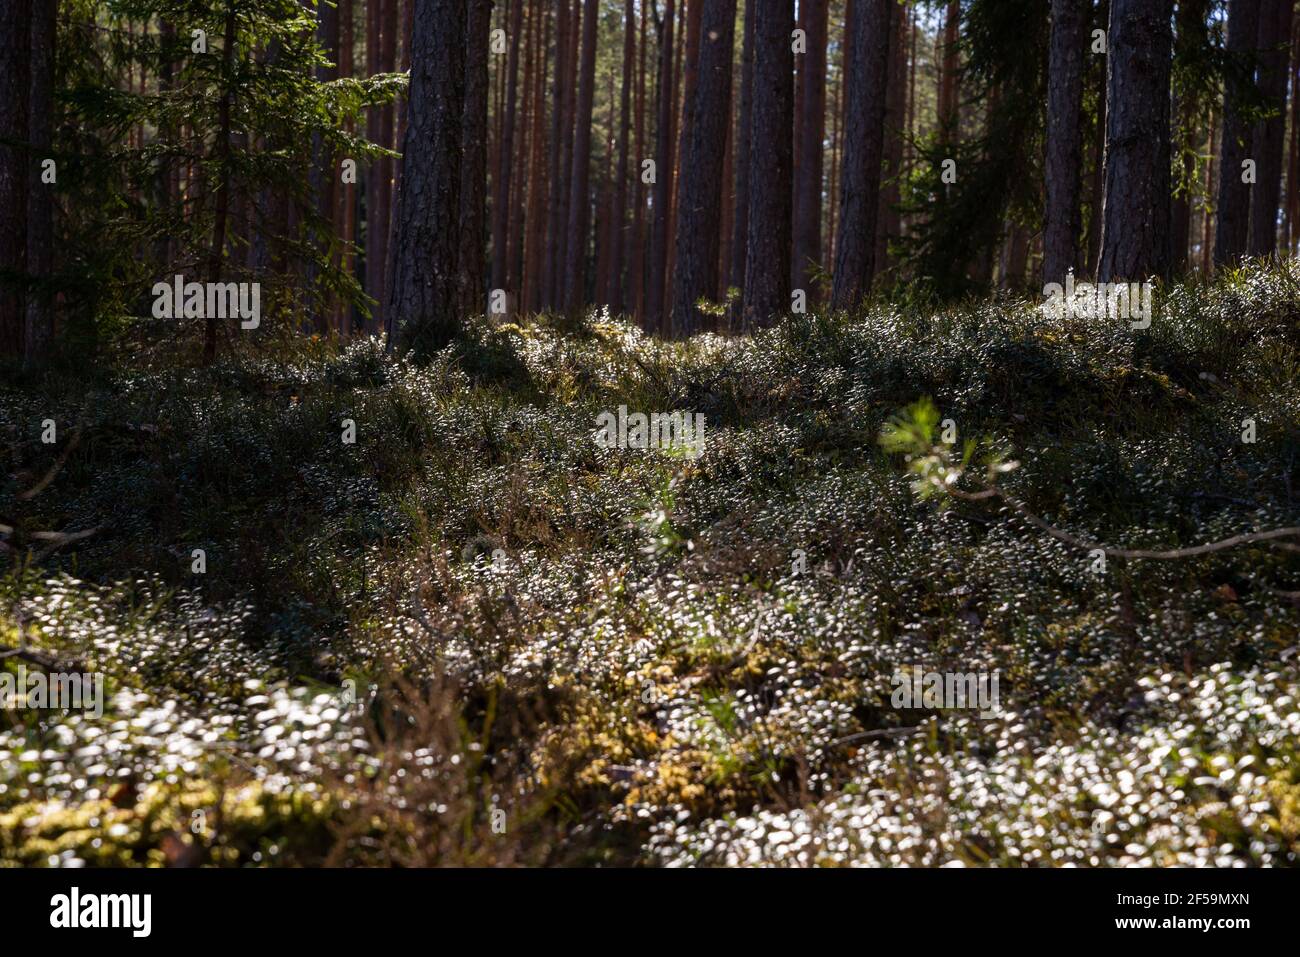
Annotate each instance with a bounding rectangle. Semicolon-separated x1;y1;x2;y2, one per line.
938;0;960;138
728;0;755;304
0;0;31;359
459;0;493;315
608;0;636;315
522;5;549;313
543;0;571;310
204;8;238;364
646;0;678;330
1170;0;1209;274
24;0;55;364
1084;0;1108;276
874;0;905;280
364;0;383;331
743;0;795;326
386;0;468;357
509;1;536;295
671;0;736;336
491;0;523;301
793;0;829;299
1203;110;1217;270
552;0;582;306
1214;0;1261;266
1287;18;1300;252
829;0;890;310
337;1;357;336
1247;0;1293;257
1097;0;1173;283
630;0;649;318
562;0;599;314
1042;0;1087;285
375;0;399;318
310;0;341;334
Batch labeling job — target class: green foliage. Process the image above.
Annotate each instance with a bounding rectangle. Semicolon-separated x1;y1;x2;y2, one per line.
2;264;1299;866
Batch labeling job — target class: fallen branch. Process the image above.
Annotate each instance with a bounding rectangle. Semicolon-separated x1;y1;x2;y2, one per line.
949;485;1300;560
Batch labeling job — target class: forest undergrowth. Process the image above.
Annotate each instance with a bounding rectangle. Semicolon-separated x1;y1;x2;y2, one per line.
2;262;1299;866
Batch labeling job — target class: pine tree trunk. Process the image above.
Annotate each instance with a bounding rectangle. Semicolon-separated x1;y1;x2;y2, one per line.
1042;0;1087;285
742;0;795;326
459;0;493;316
310;0;340;334
543;0;571;310
510;2;536;296
728;0;755;303
491;0;523;302
793;0;829;300
337;1;357;336
608;0;636;315
562;0;599;314
1287;18;1300;252
204;8;238;364
671;0;736;337
646;0;678;330
1247;0;1293;257
522;6;549;313
1214;0;1261;266
874;0;904;281
630;0;649;319
364;0;383;331
829;0;890;310
0;0;31;359
938;1;960;138
24;0;55;364
1084;0;1108;276
1097;0;1173;283
374;0;398;317
386;0;468;357
1169;0;1208;275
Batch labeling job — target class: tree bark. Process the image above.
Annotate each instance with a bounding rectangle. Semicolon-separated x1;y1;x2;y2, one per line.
0;0;31;359
671;0;736;336
1084;0;1108;276
1247;0;1293;257
742;0;795;326
459;0;493;315
385;0;468;357
310;0;340;334
562;0;599;313
1288;17;1300;252
203;8;239;364
793;0;829;300
1042;0;1087;285
543;0;571;310
646;0;677;330
728;0;755;303
522;4;549;313
938;0;960;139
874;0;905;280
607;0;636;314
24;0;55;364
1214;0;1261;266
829;0;890;311
491;0;523;302
1097;0;1173;283
374;0;399;316
1169;0;1209;274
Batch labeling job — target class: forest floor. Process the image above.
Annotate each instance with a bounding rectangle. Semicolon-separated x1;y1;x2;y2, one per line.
2;262;1300;866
